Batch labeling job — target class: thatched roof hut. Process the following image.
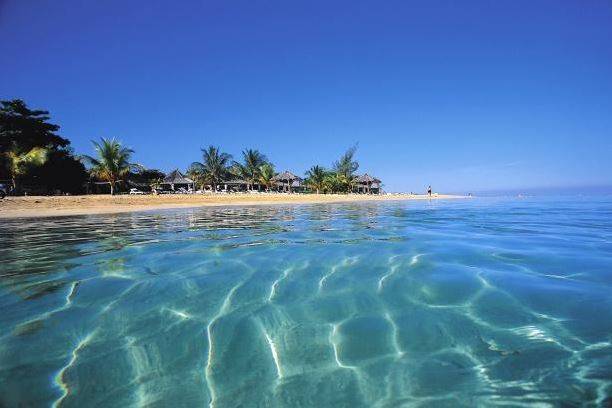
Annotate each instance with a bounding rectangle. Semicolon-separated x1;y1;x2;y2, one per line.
160;169;194;191
355;174;381;184
354;173;382;194
272;171;302;192
163;169;194;184
272;171;301;182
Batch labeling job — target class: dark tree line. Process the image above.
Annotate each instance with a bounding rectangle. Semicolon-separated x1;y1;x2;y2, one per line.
0;100;165;195
0;100;87;194
1;99;371;196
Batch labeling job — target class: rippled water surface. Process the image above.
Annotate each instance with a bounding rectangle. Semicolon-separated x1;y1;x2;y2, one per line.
1;198;612;407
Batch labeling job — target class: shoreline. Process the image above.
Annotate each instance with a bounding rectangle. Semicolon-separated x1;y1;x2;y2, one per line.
0;193;464;219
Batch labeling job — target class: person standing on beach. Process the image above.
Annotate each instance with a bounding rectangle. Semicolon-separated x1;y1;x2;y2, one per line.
427;185;432;196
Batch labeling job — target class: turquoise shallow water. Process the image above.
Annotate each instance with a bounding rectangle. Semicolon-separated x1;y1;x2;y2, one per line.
1;197;611;407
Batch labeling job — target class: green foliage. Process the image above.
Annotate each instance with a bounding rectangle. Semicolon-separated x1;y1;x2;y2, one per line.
132;169;165;183
129;168;165;190
323;172;352;193
24;149;88;194
303;147;362;194
323;144;360;193
81;138;140;195
0;99;68;152
6;147;48;190
189;146;233;190
305;165;327;194
0;100;378;196
258;163;276;191
333;144;359;180
186;164;204;189
232;149;269;189
0;99;84;194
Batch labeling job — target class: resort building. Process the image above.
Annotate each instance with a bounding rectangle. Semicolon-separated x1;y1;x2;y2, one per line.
160;169;195;192
219;171;304;193
354;174;382;194
222;179;250;192
272;171;303;193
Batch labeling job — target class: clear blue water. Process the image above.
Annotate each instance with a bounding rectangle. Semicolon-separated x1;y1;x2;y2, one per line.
1;198;611;407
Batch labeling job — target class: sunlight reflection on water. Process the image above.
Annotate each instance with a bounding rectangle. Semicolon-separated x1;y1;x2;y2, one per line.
1;198;611;406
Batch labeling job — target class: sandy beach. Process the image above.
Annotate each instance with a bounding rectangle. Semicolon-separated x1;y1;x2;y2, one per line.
0;193;462;219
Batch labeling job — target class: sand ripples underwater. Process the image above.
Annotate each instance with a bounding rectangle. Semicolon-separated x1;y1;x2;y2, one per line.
1;198;611;407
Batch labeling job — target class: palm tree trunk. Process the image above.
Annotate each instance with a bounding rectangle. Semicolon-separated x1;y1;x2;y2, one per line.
110;181;115;195
11;175;17;195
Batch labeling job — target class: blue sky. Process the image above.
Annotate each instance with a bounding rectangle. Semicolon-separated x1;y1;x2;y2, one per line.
1;0;611;193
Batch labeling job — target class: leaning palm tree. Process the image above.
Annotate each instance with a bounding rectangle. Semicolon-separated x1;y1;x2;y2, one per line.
305;165;327;194
232;149;268;190
258;163;275;191
5;146;48;193
189;146;232;191
81;138;140;195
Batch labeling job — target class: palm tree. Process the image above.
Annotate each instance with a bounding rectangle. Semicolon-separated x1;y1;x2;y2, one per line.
305;165;327;194
189;146;232;191
324;172;348;193
258;163;275;191
5;146;48;193
186;164;206;190
333;144;359;180
331;145;360;193
232;149;268;190
81;138;140;195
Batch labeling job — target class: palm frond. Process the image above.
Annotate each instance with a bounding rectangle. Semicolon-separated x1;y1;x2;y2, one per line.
84;137;137;193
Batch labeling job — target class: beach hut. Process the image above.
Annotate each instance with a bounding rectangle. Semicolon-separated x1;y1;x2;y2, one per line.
160;169;194;192
272;171;302;193
355;174;382;194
